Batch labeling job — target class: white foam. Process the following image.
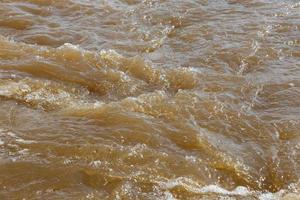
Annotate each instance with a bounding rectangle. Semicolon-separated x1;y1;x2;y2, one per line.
100;49;121;57
159;178;252;196
128;143;147;157
99;49;122;62
93;101;104;108
185;155;197;163
15;138;36;144
163;191;176;200
7;131;17;138
89;160;102;168
0;138;4;145
157;177;298;199
258;192;277;200
18;149;29;155
199;185;251;196
63;159;72;165
59;43;81;51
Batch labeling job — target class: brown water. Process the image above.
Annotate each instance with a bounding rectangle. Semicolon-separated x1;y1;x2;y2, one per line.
0;0;299;199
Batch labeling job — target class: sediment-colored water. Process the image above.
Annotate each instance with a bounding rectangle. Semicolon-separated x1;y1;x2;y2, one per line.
0;0;299;199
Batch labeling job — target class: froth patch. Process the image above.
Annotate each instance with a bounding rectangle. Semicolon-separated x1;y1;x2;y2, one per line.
157;177;252;196
157;176;297;199
199;185;251;196
0;128;36;146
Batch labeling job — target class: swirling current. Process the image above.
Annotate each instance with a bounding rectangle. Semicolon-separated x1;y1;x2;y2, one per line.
0;0;300;199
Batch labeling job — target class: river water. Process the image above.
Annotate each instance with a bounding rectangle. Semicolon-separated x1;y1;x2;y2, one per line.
0;0;299;199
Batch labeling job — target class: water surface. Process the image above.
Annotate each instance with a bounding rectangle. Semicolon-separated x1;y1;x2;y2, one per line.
0;0;300;199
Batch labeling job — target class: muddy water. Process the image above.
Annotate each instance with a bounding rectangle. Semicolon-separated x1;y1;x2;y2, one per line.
0;0;299;199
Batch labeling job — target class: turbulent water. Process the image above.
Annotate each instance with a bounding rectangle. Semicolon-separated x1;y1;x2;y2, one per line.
0;0;299;199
